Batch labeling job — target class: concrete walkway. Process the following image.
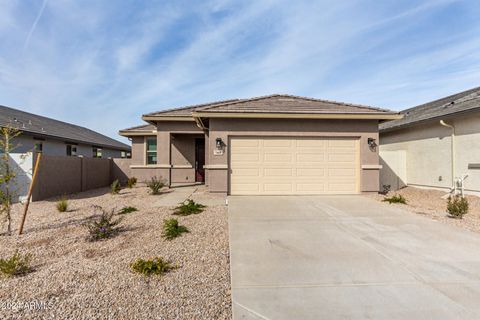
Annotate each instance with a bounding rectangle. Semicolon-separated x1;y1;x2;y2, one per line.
228;195;480;319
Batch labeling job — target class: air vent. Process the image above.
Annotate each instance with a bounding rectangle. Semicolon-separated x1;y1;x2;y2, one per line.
277;98;295;102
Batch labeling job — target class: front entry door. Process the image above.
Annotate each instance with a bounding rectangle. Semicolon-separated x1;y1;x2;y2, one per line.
195;139;205;182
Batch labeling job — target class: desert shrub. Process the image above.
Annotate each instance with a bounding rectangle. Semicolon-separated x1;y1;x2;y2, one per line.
111;179;121;194
162;218;189;240
173;199;206;216
383;194;407;204
447;195;469;219
126;177;137;188
118;206;138;215
0;251;32;277
56;197;68;212
85;206;123;241
130;257;175;276
146;176;165;195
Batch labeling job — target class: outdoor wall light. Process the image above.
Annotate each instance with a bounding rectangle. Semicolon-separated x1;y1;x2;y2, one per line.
216;138;223;149
368;138;377;148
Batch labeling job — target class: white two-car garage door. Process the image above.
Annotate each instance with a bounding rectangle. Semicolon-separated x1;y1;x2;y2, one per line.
230;137;359;195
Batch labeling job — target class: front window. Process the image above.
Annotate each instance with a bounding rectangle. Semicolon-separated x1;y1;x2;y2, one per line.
93;147;102;158
146;137;157;165
66;144;77;156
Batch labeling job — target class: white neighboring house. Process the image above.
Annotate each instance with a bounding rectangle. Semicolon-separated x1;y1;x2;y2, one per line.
0;104;131;202
380;87;480;195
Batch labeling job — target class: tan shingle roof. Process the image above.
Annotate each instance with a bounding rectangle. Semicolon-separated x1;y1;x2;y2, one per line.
143;99;240;117
380;86;480;132
196;94;394;114
143;94;396;118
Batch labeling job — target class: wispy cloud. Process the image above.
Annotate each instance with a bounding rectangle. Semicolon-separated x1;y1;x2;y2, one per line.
0;0;479;143
22;0;48;52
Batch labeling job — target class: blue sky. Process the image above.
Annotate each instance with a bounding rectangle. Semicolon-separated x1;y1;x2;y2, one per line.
1;0;480;143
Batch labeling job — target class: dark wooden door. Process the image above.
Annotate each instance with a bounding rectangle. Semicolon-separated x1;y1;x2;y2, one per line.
195;139;205;182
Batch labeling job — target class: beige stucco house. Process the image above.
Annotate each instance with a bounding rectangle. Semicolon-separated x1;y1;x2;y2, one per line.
119;94;400;195
380;87;480;195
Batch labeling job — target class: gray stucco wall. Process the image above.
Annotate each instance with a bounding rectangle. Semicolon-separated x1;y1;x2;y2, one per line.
13;133;125;158
380;112;480;194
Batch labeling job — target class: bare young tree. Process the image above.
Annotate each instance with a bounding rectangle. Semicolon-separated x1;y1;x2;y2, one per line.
0;126;22;235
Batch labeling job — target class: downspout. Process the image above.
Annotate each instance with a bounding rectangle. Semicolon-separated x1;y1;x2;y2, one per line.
439;120;455;192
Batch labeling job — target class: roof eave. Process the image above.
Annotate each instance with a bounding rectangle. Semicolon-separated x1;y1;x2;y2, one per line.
192;112;403;120
118;130;157;137
141;115;195;122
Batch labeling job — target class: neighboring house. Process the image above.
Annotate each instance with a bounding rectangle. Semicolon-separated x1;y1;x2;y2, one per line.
0;105;131;158
380;87;480;195
119;94;400;195
0;104;131;201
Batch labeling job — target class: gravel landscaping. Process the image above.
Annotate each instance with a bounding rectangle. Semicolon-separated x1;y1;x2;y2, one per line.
0;186;231;319
369;186;480;233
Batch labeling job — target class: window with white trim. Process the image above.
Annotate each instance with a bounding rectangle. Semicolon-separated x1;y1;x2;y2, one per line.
146;137;157;165
93;147;102;158
66;144;77;156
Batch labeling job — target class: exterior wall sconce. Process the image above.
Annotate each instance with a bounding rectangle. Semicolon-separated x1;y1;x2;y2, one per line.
368;138;377;148
214;138;224;156
216;138;223;149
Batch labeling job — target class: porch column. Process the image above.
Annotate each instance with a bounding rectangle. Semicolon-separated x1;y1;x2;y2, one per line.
157;131;171;186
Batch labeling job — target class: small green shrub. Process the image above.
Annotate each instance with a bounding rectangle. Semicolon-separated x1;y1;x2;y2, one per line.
0;251;32;277
118;206;138;215
146;176;165;195
130;257;175;276
126;177;137;188
56;197;68;212
447;195;469;219
173;199;206;216
111;179;121;194
383;194;407;204
162;218;189;240
85;206;123;241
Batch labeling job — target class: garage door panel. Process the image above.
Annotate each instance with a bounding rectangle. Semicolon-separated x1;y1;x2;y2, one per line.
263;183;293;192
233;168;260;176
328;153;355;162
264;153;293;162
231;153;260;162
296;168;325;176
264;168;293;177
230;137;359;195
328;168;356;177
297;153;325;162
233;139;260;147
296;183;325;192
328;139;356;148
296;139;325;147
263;139;293;147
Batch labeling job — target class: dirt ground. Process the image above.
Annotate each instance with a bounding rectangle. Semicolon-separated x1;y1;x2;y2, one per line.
369;186;480;233
0;186;231;320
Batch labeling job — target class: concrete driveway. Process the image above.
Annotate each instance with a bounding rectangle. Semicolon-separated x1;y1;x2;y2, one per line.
228;196;480;319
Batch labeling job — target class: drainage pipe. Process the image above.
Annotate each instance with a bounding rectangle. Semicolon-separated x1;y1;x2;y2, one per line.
440;120;456;192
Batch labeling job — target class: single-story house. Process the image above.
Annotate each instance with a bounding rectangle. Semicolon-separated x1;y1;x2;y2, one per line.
120;94;400;195
0;104;131;158
380;86;480;195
